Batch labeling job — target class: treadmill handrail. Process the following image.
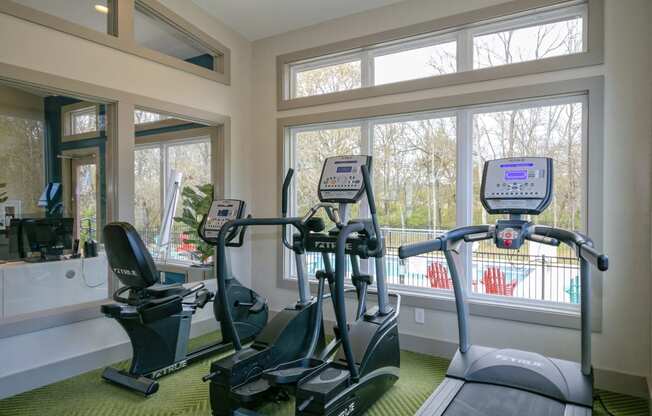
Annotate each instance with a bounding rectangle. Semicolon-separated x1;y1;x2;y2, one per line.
529;225;609;271
216;216;304;350
398;222;608;376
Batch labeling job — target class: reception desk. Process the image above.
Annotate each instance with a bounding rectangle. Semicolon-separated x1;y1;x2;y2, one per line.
0;254;108;319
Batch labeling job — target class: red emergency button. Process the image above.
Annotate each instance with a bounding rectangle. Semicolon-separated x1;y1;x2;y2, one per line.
503;239;512;248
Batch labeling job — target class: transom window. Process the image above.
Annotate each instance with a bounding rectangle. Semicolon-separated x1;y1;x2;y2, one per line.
134;109;171;125
287;2;587;99
285;94;587;307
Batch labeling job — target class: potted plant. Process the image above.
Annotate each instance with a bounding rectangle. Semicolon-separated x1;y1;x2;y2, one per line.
173;183;214;270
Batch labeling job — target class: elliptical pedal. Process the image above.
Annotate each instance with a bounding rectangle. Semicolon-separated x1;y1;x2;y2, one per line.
232;378;273;403
263;357;328;386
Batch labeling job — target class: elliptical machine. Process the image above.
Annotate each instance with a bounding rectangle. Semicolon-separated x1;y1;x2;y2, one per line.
205;156;401;416
399;157;608;416
293;155;401;416
100;199;268;395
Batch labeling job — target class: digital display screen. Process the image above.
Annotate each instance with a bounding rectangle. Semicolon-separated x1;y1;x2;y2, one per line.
217;209;230;217
500;162;534;168
504;170;528;181
336;166;353;173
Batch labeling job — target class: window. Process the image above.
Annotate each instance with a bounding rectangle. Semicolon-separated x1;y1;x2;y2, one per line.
10;0;115;35
61;103;101;140
292;56;362;99
134;109;171;125
472;6;585;69
373;38;457;86
286;94;587;306
134;1;220;72
134;137;212;264
0;114;44;221
283;1;593;102
72;155;99;247
70;106;98;135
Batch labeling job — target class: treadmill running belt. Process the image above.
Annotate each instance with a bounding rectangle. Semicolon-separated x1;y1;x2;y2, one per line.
444;382;565;416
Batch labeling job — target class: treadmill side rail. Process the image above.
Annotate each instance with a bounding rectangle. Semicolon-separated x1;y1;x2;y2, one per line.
415;378;464;416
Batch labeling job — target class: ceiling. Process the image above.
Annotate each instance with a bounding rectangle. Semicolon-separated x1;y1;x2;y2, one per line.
191;0;408;41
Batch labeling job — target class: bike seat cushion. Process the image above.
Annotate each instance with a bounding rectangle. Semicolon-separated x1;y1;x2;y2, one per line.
104;222;160;289
138;295;183;324
145;283;191;299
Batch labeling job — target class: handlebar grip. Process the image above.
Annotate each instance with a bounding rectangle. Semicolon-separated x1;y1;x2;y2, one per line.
398;239;443;259
580;244;609;271
282;169;294;217
361;165;377;215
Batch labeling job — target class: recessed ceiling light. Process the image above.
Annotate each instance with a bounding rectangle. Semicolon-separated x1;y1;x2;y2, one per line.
94;4;109;14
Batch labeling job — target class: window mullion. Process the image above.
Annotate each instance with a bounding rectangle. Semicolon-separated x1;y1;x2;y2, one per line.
361;50;374;88
456;110;473;292
457;29;473;72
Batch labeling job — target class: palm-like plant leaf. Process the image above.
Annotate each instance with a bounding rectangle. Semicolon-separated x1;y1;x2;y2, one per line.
174;183;214;265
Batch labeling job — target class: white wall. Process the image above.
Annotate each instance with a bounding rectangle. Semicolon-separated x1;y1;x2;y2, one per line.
249;0;652;391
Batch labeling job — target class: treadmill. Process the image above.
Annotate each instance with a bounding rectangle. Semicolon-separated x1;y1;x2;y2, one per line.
398;157;608;416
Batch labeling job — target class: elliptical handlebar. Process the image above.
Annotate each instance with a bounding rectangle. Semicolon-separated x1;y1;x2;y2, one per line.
334;221;367;382
281;169;295;250
361;164;383;256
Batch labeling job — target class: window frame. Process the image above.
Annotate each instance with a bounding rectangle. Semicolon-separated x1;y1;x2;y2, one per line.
277;0;604;110
61;102;102;142
277;77;604;330
135;127;218;266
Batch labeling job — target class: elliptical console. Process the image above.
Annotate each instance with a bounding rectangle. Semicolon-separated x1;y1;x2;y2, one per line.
198;199;268;337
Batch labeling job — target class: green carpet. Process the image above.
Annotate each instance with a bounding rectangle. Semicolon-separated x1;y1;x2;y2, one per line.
0;332;647;416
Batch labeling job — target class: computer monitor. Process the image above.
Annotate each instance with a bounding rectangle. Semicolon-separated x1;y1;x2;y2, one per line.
21;217;73;259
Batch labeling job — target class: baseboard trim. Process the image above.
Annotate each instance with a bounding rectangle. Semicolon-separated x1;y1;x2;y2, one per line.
399;331;650;399
0;311;218;400
272;310;649;400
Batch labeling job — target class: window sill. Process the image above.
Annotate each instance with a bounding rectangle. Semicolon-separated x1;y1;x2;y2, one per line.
278;276;596;332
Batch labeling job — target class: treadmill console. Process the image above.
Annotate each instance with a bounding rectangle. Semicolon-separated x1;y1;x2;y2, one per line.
318;155;372;203
480;157;553;215
199;199;245;242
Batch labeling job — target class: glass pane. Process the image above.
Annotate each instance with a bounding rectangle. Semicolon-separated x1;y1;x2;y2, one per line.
0;115;44;220
473;17;583;69
374;41;457;85
0;86;109;319
134;6;215;71
472;101;583;304
71;107;97;135
134;147;162;238
12;0;112;34
372;117;457;290
293;60;362;98
294;126;362;277
135;109;171;125
167;140;212;263
76;163;97;246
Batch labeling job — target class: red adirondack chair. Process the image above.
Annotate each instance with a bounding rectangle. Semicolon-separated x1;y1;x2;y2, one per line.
177;232;197;253
482;266;518;296
426;262;453;289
